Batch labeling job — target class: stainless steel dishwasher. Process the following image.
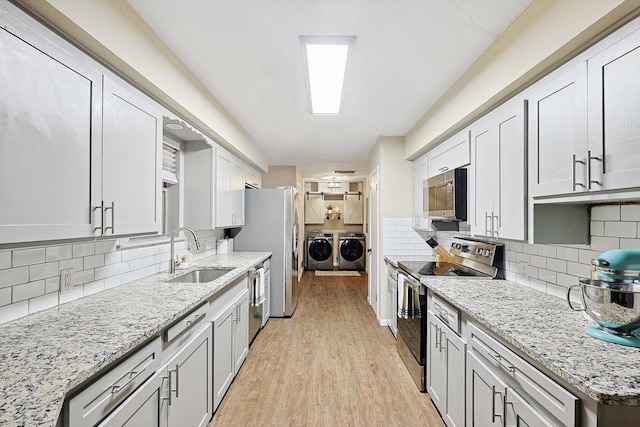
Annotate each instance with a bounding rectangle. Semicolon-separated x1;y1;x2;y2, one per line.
248;267;262;345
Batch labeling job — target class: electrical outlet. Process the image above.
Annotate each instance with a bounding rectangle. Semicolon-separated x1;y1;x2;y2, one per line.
60;268;74;293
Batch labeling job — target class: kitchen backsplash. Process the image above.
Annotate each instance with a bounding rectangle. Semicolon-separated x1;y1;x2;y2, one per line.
384;204;640;300
0;229;224;325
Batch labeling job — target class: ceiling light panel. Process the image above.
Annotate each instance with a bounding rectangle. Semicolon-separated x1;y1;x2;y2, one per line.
300;36;355;115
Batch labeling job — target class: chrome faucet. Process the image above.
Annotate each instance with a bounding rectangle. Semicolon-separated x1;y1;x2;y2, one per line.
169;227;201;274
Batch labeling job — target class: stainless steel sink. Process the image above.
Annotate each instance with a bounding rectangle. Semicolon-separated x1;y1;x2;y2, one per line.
166;268;234;283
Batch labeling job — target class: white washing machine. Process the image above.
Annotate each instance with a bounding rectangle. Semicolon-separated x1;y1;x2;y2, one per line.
338;233;366;270
306;232;334;270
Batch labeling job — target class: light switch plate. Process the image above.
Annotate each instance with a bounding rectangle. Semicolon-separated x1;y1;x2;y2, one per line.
60;268;74;293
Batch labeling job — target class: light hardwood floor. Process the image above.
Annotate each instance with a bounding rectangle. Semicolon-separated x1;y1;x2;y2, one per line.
208;271;445;427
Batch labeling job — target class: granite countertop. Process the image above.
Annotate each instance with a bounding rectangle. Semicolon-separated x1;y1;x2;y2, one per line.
0;251;270;427
424;277;640;405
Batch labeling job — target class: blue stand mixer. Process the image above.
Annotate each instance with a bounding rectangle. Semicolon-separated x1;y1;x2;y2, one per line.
567;249;640;347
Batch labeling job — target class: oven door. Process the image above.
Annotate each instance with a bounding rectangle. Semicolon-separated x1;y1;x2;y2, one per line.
396;273;426;364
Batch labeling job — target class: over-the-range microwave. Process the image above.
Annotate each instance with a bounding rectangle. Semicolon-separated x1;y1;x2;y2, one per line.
422;168;467;221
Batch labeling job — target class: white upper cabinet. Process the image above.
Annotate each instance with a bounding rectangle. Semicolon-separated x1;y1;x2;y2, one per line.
102;74;162;236
427;129;470;178
0;1;161;244
304;194;324;225
528;62;588;198
587;21;640;191
470;96;527;241
183;143;216;229
0;2;102;244
343;193;364;224
216;146;245;228
245;166;262;189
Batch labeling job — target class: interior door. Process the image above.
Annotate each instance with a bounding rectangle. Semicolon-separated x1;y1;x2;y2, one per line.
368;168;379;314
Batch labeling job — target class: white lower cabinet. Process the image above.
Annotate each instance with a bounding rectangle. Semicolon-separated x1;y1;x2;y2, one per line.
467;351;507;427
212;289;249;411
427;311;466;427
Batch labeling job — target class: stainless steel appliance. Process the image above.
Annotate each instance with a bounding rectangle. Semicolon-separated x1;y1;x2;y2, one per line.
396;236;504;391
247;267;263;345
232;187;300;317
306;232;334;270
261;258;271;327
338;233;366;270
567;249;640;347
423;168;467;221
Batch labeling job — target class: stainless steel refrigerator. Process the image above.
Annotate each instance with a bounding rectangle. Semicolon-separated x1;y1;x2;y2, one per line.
232;187;300;317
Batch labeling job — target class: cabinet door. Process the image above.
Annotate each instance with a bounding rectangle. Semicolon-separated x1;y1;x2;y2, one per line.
212;304;235;411
0;3;102;243
215;148;233;227
587;25;640;191
505;388;555;427
469;119;497;237
183;145;215;229
343;193;364;224
467;351;507;427
262;270;271;327
428;130;470;177
103;75;162;235
427;314;446;411
304;194;324;224
97;371;167;427
166;324;212;427
444;326;466;427
496;99;527;241
233;290;249;374
528;63;588;197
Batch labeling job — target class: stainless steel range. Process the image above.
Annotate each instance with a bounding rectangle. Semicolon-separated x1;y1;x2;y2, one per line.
395;236;504;391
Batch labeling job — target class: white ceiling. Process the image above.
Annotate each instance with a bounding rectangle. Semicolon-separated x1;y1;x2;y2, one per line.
128;0;531;180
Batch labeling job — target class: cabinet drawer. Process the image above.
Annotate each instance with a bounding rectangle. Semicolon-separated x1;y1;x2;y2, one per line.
66;337;162;427
165;302;209;342
432;294;460;334
468;322;578;426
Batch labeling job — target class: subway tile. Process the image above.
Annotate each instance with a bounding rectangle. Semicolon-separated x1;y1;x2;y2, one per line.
83;280;104;297
546;283;567;300
508;262;524;275
0;288;11;306
556;273;579;288
547;258;567;273
508;242;523;253
567;261;590;278
105;251;122;265
537;245;557;258
579;249;602;265
149;264;160;275
525;265;539;279
73;242;95;258
516;253;530;264
12;248;45;267
556;247;579;262
621;205;640;221
122;268;149;284
590;236;620;252
74;269;95;286
529;255;546;269
591;205;620;221
45;277;60;294
604;221;637;238
12;280;45;302
0;251;10;270
538;269;556;283
590;221;605;236
515;274;528;286
529;279;547;294
95;240;116;254
620;238;640;250
522;244;539;255
104;275;122;289
95;265;114;280
59;258;84;273
505;271;517;282
121;247;149;261
0;301;28;324
29;293;59;314
0;267;29;289
84;254;105;270
30;262;59;281
59;286;83;305
45;245;72;262
505;251;516;262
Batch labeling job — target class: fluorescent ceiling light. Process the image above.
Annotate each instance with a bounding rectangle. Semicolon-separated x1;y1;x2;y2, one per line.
301;36;355;115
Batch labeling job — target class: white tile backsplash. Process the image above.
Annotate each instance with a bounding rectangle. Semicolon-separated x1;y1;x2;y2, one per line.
592;205;620;221
0;229;224;325
621;205;640;221
604;221;637;238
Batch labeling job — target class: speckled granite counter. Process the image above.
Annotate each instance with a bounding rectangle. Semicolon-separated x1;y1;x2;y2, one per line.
423;277;640;406
0;251;270;427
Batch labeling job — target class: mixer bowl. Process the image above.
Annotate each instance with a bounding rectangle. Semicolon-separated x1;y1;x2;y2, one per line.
567;279;640;336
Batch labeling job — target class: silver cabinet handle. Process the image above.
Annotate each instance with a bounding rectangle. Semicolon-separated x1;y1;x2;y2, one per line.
93;201;104;234
572;154;585;191
588;150;602;189
492;353;516;373
161;373;171;405
439;329;447;352
434;324;440;350
439;166;449;172
491;386;506;425
168;366;178;405
106;368;146;394
185;312;205;328
492;214;499;237
104;202;115;234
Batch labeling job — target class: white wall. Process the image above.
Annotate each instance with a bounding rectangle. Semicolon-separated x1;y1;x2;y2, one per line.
405;0;637;159
20;0;268;172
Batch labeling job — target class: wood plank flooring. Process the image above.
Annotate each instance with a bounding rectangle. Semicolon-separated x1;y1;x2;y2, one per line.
208;271;445;427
